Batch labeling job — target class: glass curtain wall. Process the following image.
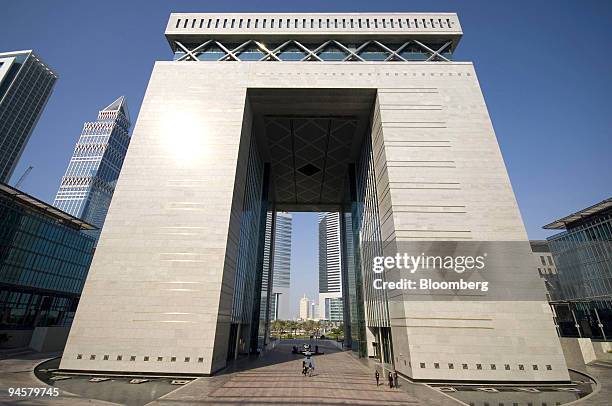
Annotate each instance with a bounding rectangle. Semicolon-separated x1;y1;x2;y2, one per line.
230;132;265;356
341;110;391;358
0;194;95;329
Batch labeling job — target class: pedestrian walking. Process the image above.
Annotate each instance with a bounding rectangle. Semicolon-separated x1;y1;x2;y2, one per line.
388;371;394;388
393;370;399;388
375;370;380;386
307;357;315;376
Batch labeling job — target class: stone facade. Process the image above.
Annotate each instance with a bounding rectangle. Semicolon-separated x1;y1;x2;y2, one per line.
61;13;568;382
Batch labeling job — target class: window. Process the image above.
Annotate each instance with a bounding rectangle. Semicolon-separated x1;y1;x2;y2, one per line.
420;362;425;368
130;355;136;361
434;363;439;369
448;363;454;369
103;355;109;360
198;357;204;363
518;364;525;370
171;357;176;362
117;355;122;361
505;364;510;370
77;354;82;359
476;364;482;370
462;364;468;370
185;357;190;362
144;356;149;361
546;364;552;370
157;357;163;362
540;256;546;265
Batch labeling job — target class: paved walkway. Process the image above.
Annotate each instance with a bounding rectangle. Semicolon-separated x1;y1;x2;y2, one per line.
569;362;612;406
148;340;460;406
0;350;115;405
9;340;610;406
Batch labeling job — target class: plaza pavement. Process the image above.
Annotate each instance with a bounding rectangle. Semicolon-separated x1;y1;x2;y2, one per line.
0;349;114;405
148;339;462;406
0;340;461;406
1;340;610;405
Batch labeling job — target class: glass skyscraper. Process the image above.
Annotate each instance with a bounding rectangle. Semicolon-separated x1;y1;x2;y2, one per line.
270;212;292;320
0;50;57;183
53;97;131;240
319;212;343;322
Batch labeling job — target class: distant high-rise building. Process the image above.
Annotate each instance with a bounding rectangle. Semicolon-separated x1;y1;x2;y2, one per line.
53;97;131;239
260;211;292;322
270;212;292;320
299;295;311;320
0;50;57;182
318;212;343;322
310;302;319;321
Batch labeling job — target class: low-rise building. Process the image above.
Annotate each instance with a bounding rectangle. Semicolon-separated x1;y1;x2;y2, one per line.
0;182;96;348
544;198;612;339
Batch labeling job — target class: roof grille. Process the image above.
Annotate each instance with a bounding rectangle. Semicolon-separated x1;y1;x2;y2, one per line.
297;163;321;177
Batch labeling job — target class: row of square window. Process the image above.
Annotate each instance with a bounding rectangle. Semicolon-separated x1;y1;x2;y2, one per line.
176;17;454;31
77;354;204;363
416;362;553;371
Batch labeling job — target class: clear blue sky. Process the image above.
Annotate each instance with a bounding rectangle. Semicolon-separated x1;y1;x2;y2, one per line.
3;1;611;317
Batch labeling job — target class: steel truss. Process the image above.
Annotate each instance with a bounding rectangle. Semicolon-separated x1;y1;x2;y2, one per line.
174;39;453;62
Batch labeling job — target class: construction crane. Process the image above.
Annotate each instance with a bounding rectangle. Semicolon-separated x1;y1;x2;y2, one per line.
14;165;33;189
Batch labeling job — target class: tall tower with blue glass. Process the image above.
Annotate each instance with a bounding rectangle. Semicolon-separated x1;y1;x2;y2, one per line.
0;50;57;183
53;97;131;240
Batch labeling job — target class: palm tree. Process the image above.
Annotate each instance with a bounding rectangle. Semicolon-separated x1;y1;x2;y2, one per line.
271;320;282;338
303;320;316;336
280;320;288;338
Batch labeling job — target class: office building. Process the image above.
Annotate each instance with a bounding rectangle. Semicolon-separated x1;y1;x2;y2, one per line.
299;295;311;320
270;212;292;320
0;182;95;347
544;198;612;339
53;97;131;240
310;302;319;321
318;212;343;322
61;12;568;382
0;50;57;183
259;211;274;337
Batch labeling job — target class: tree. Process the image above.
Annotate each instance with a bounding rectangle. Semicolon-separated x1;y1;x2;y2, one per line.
303;320;316;336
